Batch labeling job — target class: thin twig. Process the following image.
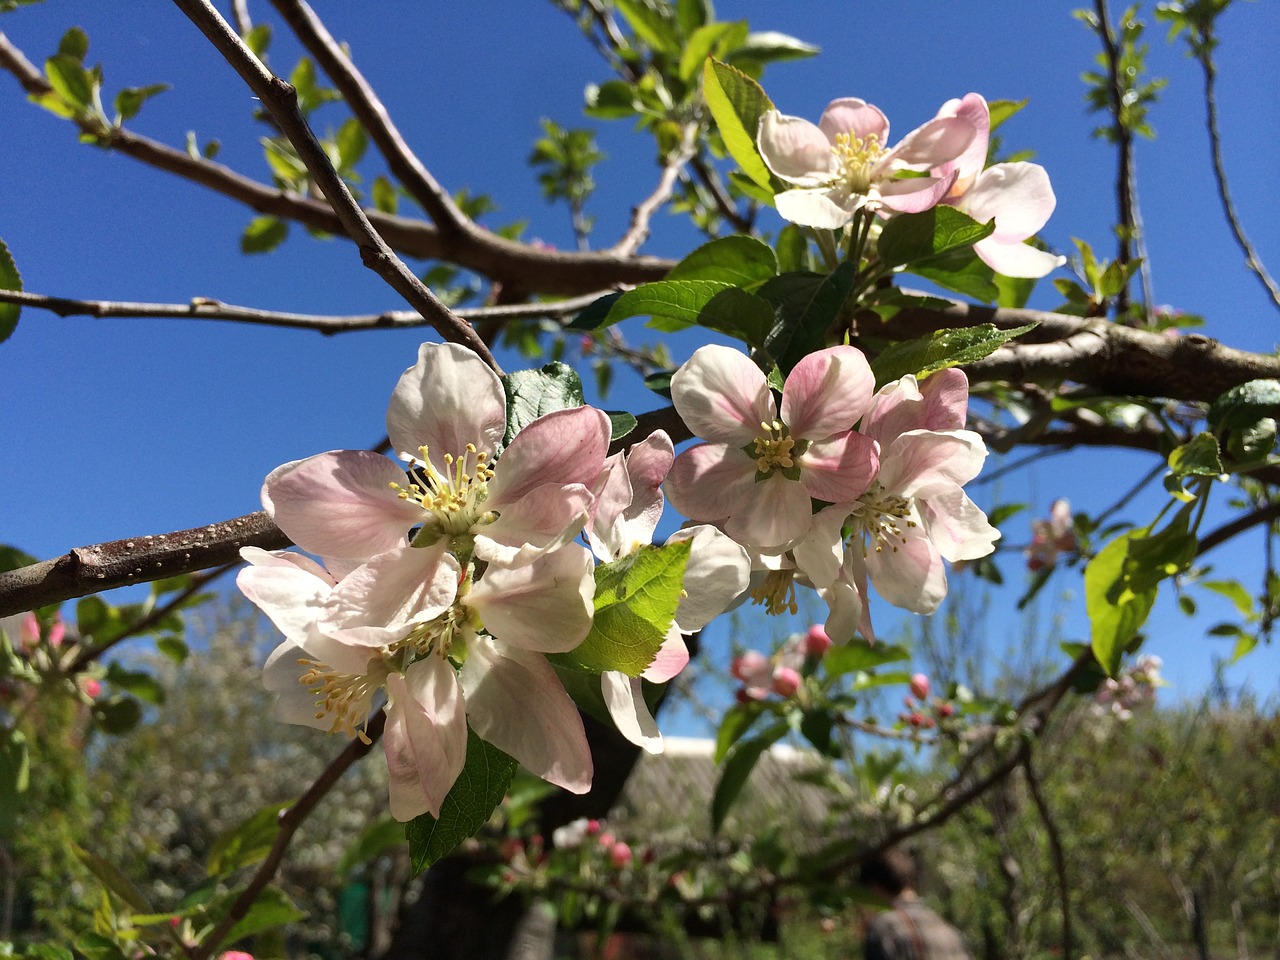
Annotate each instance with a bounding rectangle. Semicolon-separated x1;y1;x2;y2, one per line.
1195;24;1280;311
0;288;607;334
604;125;697;257
268;0;470;239
169;0;499;369
191;709;386;960
229;0;251;36
1196;500;1280;557
689;155;754;235
1092;0;1137;317
1023;751;1073;960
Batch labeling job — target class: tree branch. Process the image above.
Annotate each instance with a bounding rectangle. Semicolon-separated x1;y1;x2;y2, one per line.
604;124;697;258
1023;750;1074;960
1091;0;1138;317
0;288;606;334
169;0;499;369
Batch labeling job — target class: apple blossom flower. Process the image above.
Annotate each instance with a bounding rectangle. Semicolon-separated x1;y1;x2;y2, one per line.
665;344;879;554
264;342;609;568
589;430;750;752
1026;498;1076;572
932;93;1065;278
757;97;976;229
731;649;772;700
793;369;999;643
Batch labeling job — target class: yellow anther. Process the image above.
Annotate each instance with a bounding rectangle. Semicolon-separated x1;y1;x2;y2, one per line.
752;421;796;474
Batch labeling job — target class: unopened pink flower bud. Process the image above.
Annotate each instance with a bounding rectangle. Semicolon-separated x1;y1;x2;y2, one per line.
598;832;615;848
219;952;254;960
17;613;39;653
771;666;801;698
609;841;632;868
586;819;601;836
804;624;832;657
80;677;102;699
47;615;66;648
731;650;768;682
938;702;956;718
909;673;930;700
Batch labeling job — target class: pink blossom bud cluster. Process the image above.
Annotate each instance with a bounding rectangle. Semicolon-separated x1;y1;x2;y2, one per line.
897;672;957;729
0;612;101;707
1026;498;1076;572
731;625;830;701
1092;655;1163;721
544;818;636;870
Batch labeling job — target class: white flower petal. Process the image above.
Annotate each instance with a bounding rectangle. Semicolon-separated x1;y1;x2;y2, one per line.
384;658;468;821
602;672;663;754
386;342;506;465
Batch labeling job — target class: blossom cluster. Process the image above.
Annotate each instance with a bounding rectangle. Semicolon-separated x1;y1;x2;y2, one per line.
239;343;749;820
1026;498;1077;572
1091;654;1164;721
730;624;831;701
666;345;1000;646
757;93;1065;278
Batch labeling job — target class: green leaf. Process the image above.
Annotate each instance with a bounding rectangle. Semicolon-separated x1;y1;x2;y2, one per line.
696;287;774;350
207;800;291;876
0;236;22;344
584;79;639;119
724;31;820;69
714;701;765;762
0;728;29;834
1085;530;1158;675
822;639;909;677
241;215;289;254
336;117;368;170
372;175;398;214
74;846;151;912
500;361;584;444
219;886;305;948
0;542;36;574
243;23;272;58
45;53;93;113
702;58;774;191
987;98;1028;132
607;411;637;441
712;722;787;832
157;635;189;664
870;322;1037;388
763;261;858;374
908;252;1000;303
877;206;996;270
104;663;165;706
675;0;712;36
1168;432;1223;478
601;279;734;332
613;0;680;53
113;83;169;122
406;728;517;873
1229;631;1258;663
679;22;745;83
666;235;777;287
57;26;88;61
994;270;1036;309
337;817;404;879
1202;579;1255;618
775;223;808;273
1208;379;1280;431
551;540;690;676
91;696;142;735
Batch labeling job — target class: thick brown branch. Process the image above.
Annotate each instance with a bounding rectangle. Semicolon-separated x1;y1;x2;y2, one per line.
0;288;605;334
0;513;289;618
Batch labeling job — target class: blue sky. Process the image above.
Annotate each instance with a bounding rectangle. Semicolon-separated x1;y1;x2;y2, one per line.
1;1;1278;709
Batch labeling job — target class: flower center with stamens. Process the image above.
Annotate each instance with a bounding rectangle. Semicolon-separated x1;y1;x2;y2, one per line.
297;656;390;745
832;132;884;195
750;569;800;617
390;443;497;538
405;596;480;663
847;482;917;555
752;421;796;474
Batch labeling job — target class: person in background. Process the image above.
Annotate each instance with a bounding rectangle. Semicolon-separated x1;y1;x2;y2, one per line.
858;847;973;960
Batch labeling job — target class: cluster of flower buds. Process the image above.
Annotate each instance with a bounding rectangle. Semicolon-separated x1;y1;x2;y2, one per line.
1092;655;1163;721
1026;498;1076;572
0;612;100;707
730;625;831;701
897;672;957;729
544;818;636;870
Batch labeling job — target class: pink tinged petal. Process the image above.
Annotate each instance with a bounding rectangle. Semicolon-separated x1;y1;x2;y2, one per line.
798;431;879;504
773;187;860;229
587;452;633;561
671;346;776;445
960;163;1057;241
818;97;889;143
818;571;865;645
791;506;850;589
237;562;333;645
879;430;987;500
664;443;759;526
876;172;958;214
386;341;505;465
460;638;593;793
918;368;970;431
665;525;750;632
724;471;813;553
974;237;1066;279
861;376;924;448
933;93;989;187
866;527;947;614
265;451;422;560
482;482;594;556
384;658;468;821
601;672;662;753
488;406;611;506
643;625;690;681
321;543;460;645
920;490;1001;562
619;431;674;543
240;545;336;584
757;110;838;186
881;116;974;171
300;627;385;677
781;346;875;440
465;544;594;653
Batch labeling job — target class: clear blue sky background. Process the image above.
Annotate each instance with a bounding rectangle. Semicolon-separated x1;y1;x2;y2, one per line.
2;1;1278;711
